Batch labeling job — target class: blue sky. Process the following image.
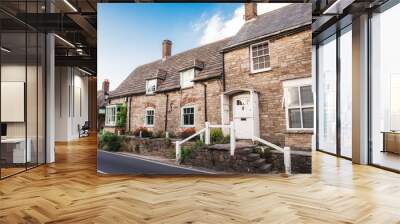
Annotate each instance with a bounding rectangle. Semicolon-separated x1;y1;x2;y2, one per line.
98;3;289;90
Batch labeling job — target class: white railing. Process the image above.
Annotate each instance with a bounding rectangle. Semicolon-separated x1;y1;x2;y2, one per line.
252;136;291;175
175;128;206;162
175;121;236;162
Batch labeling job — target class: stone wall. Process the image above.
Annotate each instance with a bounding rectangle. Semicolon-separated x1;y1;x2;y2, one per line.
110;79;223;137
223;28;313;151
269;150;312;174
183;145;311;174
119;136;177;159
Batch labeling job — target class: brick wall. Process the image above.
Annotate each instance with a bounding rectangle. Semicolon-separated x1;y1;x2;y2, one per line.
224;29;313;150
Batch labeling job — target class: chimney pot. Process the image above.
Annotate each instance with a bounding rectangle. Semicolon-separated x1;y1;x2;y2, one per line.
162;39;172;60
244;3;257;21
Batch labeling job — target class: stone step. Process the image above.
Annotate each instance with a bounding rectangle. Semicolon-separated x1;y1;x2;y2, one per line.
246;153;260;162
257;163;272;173
236;147;253;155
252;158;266;168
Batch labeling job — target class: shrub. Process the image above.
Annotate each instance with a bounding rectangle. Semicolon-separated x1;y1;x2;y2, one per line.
181;146;192;162
116;103;127;128
180;128;196;139
210;128;224;144
100;132;124;152
154;130;166;138
194;139;205;150
133;126;153;138
222;134;230;144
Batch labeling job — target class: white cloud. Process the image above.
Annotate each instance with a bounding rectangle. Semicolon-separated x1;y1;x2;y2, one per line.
195;3;291;45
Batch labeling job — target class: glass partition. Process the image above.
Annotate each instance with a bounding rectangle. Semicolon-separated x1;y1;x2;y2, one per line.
371;3;400;171
0;2;46;179
317;35;337;154
339;25;352;158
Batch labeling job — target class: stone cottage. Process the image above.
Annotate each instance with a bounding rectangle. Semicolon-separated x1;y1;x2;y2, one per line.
105;3;313;151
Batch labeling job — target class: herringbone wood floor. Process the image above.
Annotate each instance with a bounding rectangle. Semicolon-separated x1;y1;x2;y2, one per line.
1;135;400;224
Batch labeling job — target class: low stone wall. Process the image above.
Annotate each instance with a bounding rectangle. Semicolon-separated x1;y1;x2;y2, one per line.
119;136;177;159
269;150;312;174
183;146;312;174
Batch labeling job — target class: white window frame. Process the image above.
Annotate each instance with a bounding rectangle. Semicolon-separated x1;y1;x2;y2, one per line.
283;77;314;131
105;105;118;126
146;79;157;95
180;69;195;89
181;105;195;127
250;40;271;73
144;108;155;127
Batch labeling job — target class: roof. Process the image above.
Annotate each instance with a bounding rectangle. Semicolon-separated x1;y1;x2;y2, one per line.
110;37;231;98
224;3;312;51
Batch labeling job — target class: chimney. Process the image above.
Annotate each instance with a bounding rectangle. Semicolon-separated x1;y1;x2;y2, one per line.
244;3;257;21
162;40;172;60
102;79;110;95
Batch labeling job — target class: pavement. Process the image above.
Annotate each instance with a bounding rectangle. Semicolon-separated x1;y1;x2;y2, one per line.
97;150;215;175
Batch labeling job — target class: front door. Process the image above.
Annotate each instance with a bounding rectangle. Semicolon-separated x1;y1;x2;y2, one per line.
233;94;253;139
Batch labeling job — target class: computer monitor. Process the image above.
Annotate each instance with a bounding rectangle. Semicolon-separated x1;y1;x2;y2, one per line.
1;123;7;137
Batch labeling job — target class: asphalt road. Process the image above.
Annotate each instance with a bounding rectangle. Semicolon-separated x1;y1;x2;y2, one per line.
97;150;212;175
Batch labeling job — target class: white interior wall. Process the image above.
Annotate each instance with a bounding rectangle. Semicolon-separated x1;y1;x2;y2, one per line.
55;67;89;141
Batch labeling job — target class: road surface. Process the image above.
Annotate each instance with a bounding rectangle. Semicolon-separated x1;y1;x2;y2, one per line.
97;150;213;175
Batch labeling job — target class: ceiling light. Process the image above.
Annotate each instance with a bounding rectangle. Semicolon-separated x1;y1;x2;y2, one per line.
78;67;92;76
54;34;75;48
63;0;78;12
1;47;11;53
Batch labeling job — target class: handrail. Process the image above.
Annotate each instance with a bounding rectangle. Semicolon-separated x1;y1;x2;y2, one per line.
175;128;206;162
252;136;291;175
252;136;283;152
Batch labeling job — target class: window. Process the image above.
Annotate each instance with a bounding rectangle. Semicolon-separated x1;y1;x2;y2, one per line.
250;41;270;73
180;69;195;88
105;105;118;126
283;78;314;130
144;108;155;127
146;79;157;94
181;106;195;127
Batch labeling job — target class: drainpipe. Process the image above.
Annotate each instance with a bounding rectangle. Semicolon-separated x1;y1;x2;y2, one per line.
222;51;226;92
164;93;169;132
128;96;132;132
203;83;208;122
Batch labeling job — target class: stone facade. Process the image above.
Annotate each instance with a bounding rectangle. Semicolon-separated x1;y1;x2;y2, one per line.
223;29;313;151
106;29;313;151
108;79;223;137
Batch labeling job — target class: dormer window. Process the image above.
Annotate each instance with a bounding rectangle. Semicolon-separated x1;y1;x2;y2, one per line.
250;41;271;73
146;79;157;94
180;69;194;89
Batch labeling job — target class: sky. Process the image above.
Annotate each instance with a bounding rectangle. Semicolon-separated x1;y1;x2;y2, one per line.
98;3;289;91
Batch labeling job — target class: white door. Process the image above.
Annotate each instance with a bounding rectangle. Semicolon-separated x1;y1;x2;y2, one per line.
233;94;253;139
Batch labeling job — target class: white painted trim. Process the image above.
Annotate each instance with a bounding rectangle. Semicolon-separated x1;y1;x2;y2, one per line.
250;40;271;74
180;68;195;89
144;107;155;127
105;104;118;127
145;79;157;95
180;105;196;128
283;77;314;131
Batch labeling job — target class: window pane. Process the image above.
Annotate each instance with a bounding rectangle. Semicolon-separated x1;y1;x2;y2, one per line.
287;87;300;107
300;86;313;106
288;109;301;128
302;108;314;128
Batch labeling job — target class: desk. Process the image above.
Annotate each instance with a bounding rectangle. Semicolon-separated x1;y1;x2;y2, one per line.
1;138;31;163
382;131;400;154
